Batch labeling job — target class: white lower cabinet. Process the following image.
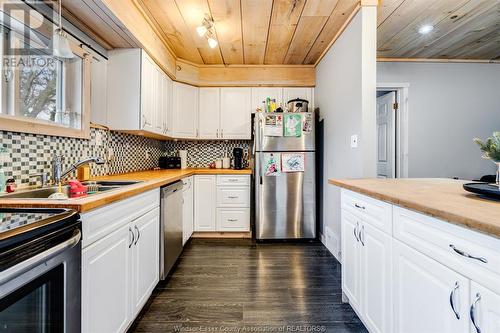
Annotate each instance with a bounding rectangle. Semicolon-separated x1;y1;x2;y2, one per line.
194;175;250;232
341;209;392;333
340;189;500;333
392;239;469;333
82;191;160;333
131;208;160;317
82;223;131;333
182;176;194;244
470;282;500;333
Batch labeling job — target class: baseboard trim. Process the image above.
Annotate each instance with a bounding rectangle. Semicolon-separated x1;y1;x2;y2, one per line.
191;232;252;239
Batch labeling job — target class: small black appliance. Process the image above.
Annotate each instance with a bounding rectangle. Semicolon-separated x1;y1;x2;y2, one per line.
233;148;243;170
159;156;181;169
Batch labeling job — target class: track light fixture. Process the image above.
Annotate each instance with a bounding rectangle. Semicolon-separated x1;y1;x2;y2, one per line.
196;15;218;49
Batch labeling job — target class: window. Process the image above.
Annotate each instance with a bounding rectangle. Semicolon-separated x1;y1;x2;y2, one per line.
0;6;90;138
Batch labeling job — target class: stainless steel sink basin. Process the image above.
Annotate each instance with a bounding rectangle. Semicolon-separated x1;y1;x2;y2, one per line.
0;180;142;199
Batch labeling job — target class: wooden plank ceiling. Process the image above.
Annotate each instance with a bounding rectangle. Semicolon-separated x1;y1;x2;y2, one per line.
136;0;359;65
62;0;500;64
378;0;500;61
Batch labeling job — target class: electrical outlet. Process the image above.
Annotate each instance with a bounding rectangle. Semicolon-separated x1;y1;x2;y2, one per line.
145;150;151;159
350;135;358;148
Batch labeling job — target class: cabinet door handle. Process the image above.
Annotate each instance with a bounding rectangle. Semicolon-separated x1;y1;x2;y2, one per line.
470;293;481;333
221;128;224;138
354;203;365;210
216;129;219;138
449;281;460;320
228;179;238;182
359;225;365;246
134;225;140;245
353;222;360;242
228;196;239;199
449;244;488;263
228;219;238;222
129;227;135;248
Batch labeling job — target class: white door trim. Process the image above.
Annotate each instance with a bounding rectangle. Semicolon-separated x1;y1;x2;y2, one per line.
377;83;409;178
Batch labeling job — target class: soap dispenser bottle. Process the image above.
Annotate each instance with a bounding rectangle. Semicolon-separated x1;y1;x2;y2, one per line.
0;146;7;193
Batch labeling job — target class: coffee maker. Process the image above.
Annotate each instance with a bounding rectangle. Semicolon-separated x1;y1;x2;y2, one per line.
233;148;243;170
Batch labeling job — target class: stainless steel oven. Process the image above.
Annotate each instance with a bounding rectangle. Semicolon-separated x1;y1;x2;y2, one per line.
0;208;81;333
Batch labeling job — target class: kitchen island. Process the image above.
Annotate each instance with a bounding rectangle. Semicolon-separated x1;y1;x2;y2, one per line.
329;177;500;333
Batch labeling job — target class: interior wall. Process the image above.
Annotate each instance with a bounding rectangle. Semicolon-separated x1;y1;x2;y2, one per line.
378;62;500;180
315;6;377;260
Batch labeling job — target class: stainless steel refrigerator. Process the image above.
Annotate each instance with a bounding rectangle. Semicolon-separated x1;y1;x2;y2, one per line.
254;111;316;240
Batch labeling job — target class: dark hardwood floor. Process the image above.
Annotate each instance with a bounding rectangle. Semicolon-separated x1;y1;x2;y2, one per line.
129;239;367;333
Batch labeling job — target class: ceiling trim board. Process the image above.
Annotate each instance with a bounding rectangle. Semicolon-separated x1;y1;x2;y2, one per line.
377;57;500;64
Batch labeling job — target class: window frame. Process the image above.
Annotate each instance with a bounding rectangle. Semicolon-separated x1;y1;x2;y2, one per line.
0;18;91;139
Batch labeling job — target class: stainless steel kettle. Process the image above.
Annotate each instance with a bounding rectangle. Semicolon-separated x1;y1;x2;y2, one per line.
286;98;309;113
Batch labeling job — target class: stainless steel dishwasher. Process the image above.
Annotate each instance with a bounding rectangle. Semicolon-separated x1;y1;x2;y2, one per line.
160;181;184;280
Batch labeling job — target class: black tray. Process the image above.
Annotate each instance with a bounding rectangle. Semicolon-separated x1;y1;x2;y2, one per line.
463;182;500;199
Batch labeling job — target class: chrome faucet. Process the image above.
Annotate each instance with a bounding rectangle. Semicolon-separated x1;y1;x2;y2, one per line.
52;155;105;184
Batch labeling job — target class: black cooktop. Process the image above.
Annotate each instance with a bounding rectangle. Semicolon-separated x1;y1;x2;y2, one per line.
0;208;80;253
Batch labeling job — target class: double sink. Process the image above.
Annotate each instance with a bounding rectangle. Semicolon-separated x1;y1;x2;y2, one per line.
0;181;142;200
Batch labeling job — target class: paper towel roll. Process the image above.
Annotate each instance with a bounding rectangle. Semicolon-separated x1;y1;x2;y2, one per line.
179;150;187;169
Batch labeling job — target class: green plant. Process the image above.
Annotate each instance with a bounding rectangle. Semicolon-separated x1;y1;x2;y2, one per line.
474;132;500;162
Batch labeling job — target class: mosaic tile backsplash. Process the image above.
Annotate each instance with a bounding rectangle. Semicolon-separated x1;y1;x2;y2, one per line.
164;140;251;168
0;128;251;187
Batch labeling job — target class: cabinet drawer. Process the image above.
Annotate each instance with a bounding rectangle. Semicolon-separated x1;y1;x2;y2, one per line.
394;205;500;294
217;187;250;207
81;189;160;248
217;208;250;231
341;189;392;234
217;175;250;186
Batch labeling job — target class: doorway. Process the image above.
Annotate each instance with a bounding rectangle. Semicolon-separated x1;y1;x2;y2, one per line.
376;83;409;178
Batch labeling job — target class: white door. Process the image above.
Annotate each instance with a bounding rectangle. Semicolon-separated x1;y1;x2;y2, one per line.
376;92;396;178
470;282;500;333
154;68;165;135
361;222;393;333
194;175;216;231
172;82;198;139
198;88;220;139
251;87;283;113
283;87;313;110
220;88;251;139
182;176;194;245
165;77;173;136
82;224;132;333
140;53;156;132
90;54;108;126
392;239;470;333
131;208;160;316
341;210;361;312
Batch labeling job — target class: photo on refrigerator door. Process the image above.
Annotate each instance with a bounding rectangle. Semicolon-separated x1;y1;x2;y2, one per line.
263;153;281;176
284;114;302;137
282;153;305;172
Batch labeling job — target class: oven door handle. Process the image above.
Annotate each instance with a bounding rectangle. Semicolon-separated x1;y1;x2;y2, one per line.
0;229;81;285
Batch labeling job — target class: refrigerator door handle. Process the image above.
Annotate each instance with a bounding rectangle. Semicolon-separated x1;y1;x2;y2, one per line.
258;116;263;185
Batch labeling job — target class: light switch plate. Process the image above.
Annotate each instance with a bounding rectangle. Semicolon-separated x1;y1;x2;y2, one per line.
350;135;358;148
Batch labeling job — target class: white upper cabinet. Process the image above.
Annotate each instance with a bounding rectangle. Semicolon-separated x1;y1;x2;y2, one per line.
107;48;170;137
220;88;251;140
172;82;198;139
90;53;108;126
198;88;220;139
283;87;314;110
251;87;283;113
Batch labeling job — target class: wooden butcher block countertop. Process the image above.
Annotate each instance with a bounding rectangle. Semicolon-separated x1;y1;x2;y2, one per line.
329;178;500;238
0;168;252;213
